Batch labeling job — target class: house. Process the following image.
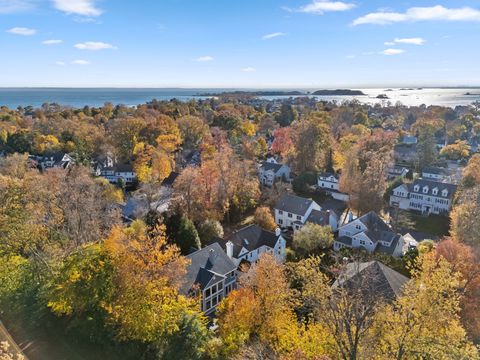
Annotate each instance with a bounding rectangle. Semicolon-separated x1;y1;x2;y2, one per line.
258;161;291;187
38;152;74;170
401;135;418;145
421;166;449;181
387;165;410;180
317;172;350;201
390;178;457;215
100;163;137;185
333;261;409;301
181;243;237;315
334;211;405;257
216;224;287;266
394;144;417;164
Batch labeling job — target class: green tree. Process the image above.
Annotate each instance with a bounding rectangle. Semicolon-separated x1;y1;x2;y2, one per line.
197;219;224;245
176;216;201;254
293;223;333;258
416;126;437;169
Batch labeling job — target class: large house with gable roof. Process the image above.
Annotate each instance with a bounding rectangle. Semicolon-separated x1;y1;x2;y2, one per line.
258;159;291;187
274;193;339;231
334;211;405;257
389;178;457;215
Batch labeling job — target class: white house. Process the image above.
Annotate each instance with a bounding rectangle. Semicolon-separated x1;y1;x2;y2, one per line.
38;153;74;170
387;165;410;180
258;161;291;187
317;172;350;202
182;243;237;315
100;163;137;185
334;211;405;257
217;224;286;266
390;178;457;215
421;166;449;181
274;193;339;231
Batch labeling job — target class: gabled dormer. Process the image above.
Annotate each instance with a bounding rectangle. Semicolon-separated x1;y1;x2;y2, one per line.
414;184;420;192
442;189;448;197
422;186;429;194
432;187;438;196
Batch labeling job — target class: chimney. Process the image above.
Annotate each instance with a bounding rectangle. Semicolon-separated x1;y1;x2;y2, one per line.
226;241;234;258
275;228;281;237
348;211;354;222
208;248;217;263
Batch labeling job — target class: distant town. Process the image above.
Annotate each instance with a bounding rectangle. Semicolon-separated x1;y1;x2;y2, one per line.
1;95;479;359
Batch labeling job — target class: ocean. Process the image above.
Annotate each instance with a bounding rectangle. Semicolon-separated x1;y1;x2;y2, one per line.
0;88;479;109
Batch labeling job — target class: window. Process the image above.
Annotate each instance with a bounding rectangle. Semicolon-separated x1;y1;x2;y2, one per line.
296;215;302;220
212;297;218;306
218;282;223;290
205;288;211;297
288;213;293;218
206;300;211;310
278;219;283;225
321;182;325;187
355;224;361;230
331;185;334;189
278;210;283;215
360;240;366;245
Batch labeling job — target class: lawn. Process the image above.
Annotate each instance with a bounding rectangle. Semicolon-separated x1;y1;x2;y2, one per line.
410;213;451;237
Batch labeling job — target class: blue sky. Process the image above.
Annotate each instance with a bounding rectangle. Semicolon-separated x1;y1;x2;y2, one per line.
1;0;480;87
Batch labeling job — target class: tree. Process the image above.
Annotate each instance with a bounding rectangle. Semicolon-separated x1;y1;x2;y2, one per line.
271;127;294;159
254;207;277;231
292;223;333;258
177;115;209;149
0;342;25;360
197;219;224;245
373;254;478;360
462;154;480;188
175;216;201;254
274;104;298;127
450;185;480;247
292;113;331;172
435;238;480;341
440;140;470;160
416;125;437;169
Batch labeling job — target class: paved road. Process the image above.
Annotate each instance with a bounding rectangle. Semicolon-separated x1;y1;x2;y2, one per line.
0;320;27;359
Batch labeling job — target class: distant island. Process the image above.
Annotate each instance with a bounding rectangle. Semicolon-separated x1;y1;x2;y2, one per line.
199;89;366;97
465;92;480;96
376;94;390;99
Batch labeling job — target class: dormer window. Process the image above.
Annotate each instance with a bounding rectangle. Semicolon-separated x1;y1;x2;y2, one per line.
432;188;438;196
423;186;429;194
442;189;448;197
414;185;420;192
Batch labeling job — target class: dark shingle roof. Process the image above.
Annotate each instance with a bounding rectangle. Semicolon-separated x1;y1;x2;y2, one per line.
306;209;330;226
181;243;236;295
333;261;409;301
357;211;394;244
336;236;353;246
260;162;284;173
275;194;315;216
408;179;457;199
422;166;449;176
218;224;280;258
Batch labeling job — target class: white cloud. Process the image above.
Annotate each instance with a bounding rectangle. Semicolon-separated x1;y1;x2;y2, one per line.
262;32;286;40
384;41;395;46
74;41;116;50
52;0;102;17
195;56;214;62
346;55;356;59
55;61;65;66
6;27;36;35
72;59;90;65
286;0;355;15
381;48;405;56
242;67;256;72
394;37;426;45
43;39;63;45
0;0;35;14
353;5;480;25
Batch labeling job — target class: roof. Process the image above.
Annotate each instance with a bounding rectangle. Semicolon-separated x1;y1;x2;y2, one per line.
114;163;135;173
260;161;285;173
422;166;449;176
306;209;331;226
318;172;338;180
336;236;353;246
375;234;401;255
162;171;179;186
394;143;417;154
219;224;280;258
275;194;316;216
409;178;457;199
333;261;409;301
181;243;237;295
357;211;395;244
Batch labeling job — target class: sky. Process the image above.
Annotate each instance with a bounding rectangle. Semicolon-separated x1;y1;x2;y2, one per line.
1;0;480;88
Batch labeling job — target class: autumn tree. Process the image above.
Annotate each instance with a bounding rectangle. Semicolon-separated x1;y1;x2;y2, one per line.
177;115;209;149
450;185;480;247
292;223;333;258
373;254;478;360
462;153;480;188
197;219;224;245
254;206;277;231
440;140;471;160
271;127;294;159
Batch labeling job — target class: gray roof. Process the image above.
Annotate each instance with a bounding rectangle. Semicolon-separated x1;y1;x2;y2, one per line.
318;172;338;179
394;143;417;154
358;211;395;244
409;178;457;199
275;194;316;216
422;166;449;176
218;224;280;258
181;243;237;295
336;236;353;246
333;261;409;301
260;162;285;173
376;234;401;255
306;209;331;226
